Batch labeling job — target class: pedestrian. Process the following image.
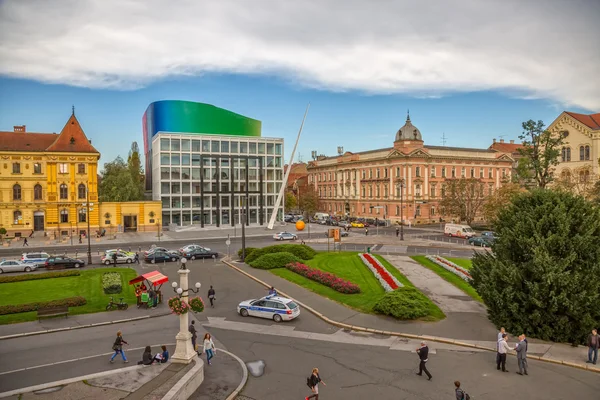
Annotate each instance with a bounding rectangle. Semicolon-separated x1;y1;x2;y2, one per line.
515;334;528;375
78;234;82;244
496;327;505;366
416;341;432;380
454;381;470;400
23;238;28;247
134;252;140;264
396;227;399;237
268;286;277;296
497;333;510;372
110;331;129;363
148;287;157;309
203;333;216;365
189;320;198;354
112;251;118;266
365;228;368;236
29;230;34;238
306;367;326;400
137;346;154;365
208;285;216;307
135;285;142;307
587;328;599;365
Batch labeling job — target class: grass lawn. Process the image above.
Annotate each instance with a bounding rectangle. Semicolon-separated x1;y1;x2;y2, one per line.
410;256;483;303
445;257;473;270
270;252;445;321
0;268;137;324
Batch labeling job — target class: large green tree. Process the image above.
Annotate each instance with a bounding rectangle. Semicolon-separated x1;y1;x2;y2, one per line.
471;189;600;344
99;156;141;202
516;120;564;189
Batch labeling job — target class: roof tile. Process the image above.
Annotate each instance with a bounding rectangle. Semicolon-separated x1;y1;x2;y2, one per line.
565;112;600;130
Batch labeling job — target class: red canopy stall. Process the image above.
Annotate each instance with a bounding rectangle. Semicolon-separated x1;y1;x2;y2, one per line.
129;271;169;307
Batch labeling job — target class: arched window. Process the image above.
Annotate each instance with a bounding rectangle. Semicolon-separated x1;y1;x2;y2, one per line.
78;184;86;199
585;145;591;161
580;146;585;161
34;184;43;200
13;210;22;224
13;184;21;200
451;167;456;178
78;208;87;223
415;166;421;177
562;147;572;162
60;208;69;223
60;184;68;200
566;147;571;161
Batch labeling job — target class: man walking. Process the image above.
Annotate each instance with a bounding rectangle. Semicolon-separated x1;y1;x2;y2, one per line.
208;286;216;307
515;334;528;375
587;328;599;365
396;227;400;237
189;320;199;355
23;238;28;247
416;341;432;380
454;381;470;400
365;227;368;236
497;334;510;372
112;251;118;266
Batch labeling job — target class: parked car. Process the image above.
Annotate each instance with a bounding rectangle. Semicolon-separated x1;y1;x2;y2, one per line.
273;232;298;241
481;231;498;240
145;247;179;257
284;215;295;223
467;237;493;247
0;260;37;273
45;256;85;269
324;230;349;238
102;250;136;265
339;221;351;229
144;251;180;263
351;221;364;228
21;252;50;266
179;244;211;254
182;248;219;260
237;295;300;322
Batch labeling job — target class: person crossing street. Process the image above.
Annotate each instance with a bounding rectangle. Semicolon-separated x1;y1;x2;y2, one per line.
208;286;216;307
416;341;432;380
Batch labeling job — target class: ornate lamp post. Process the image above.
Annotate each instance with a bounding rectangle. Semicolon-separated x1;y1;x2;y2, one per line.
170;258;201;364
396;179;405;241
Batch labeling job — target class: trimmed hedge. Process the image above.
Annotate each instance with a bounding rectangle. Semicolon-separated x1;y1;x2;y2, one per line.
238;247;258;260
249;252;301;269
373;287;431;320
245;244;317;264
0;270;80;284
0;296;87;315
102;272;122;294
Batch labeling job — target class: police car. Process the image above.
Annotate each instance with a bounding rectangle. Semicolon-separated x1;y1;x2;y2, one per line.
237;295;300;322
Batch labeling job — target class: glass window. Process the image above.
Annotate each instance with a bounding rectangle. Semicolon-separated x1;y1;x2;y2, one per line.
171;197;181;208
171;182;181;194
161;167;170;179
221;158;230;168
161;182;170;194
192;168;200;180
248;158;257;168
161;138;170;151
181;154;190;165
267;143;274;154
170;139;180;151
78;163;85;174
203;168;212;180
33;163;42;174
171;168;180;180
181;139;190;151
162;197;170;208
13;184;21;200
267;170;274;180
249;142;257;154
267;156;274;167
192;196;201;207
192;140;201;152
34;184;43;200
171;154;180;165
211;140;220;153
59;163;68;174
60;184;68;199
78;184;86;199
160;153;169;165
221;141;229;153
192;182;201;194
240;142;248;154
182;182;190;194
202;140;210;152
182;196;190;207
60;209;69;223
230;142;238;153
192;154;201;166
78;209;87;223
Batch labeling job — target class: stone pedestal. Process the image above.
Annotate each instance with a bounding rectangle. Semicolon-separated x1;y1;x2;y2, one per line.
171;269;197;364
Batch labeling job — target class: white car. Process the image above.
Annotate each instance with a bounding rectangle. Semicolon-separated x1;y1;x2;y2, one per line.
272;232;298;241
102;250;136;265
0;260;38;273
179;244;211;253
237;295;300;322
21;252;50;266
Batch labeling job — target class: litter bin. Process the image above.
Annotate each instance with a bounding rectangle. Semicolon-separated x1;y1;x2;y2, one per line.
367;247;371;254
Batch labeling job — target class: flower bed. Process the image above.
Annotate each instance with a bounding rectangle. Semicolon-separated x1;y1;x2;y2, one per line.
426;255;473;282
359;253;403;292
286;262;361;294
102;272;123;294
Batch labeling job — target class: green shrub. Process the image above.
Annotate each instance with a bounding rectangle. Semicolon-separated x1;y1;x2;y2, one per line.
249;252;301;269
373;287;431;320
0;296;87;315
245;244;316;263
238;247;258;260
0;270;80;284
102;272;122;294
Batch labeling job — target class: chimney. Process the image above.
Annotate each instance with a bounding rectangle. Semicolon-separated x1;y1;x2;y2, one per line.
510;140;514;144
13;125;26;133
500;139;504;143
492;138;496;143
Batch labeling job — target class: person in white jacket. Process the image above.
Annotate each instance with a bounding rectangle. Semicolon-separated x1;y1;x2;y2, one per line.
497;334;511;372
203;333;216;365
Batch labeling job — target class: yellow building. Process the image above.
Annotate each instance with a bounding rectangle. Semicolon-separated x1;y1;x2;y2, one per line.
0;112;161;237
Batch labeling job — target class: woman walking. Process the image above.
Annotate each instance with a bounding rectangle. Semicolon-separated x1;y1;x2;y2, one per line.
203;333;216;365
110;331;129;363
306;367;326;400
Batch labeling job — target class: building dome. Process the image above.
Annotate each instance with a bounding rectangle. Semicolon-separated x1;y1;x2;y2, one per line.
395;113;422;141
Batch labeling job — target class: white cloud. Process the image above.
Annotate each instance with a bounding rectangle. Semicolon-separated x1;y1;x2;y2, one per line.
1;0;598;110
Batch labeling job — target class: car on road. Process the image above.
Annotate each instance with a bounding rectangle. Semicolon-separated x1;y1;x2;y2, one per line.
21;252;50;266
101;250;136;265
45;256;85;269
0;260;38;273
481;231;498;241
145;247;180;257
339;221;351;229
273;232;298;241
144;250;180;263
179;244;211;254
182;248;220;260
351;221;364;228
237;295;300;322
468;236;493;247
284;214;295;223
324;230;349;238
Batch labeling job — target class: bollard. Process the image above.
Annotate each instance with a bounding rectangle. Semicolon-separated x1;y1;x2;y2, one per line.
128;247;131;252
138;246;141;253
213;255;216;263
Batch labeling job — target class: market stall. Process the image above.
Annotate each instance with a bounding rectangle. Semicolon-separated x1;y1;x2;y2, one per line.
129;270;169;308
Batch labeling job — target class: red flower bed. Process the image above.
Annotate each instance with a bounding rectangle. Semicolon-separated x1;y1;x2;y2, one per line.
362;254;399;290
286;262;361;294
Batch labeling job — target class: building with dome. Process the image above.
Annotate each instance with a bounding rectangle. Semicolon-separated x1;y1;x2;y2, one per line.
306;113;515;224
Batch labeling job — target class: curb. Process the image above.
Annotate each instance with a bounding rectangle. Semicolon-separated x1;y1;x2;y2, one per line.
217;348;249;400
0;312;172;341
221;257;600;375
161;358;204;400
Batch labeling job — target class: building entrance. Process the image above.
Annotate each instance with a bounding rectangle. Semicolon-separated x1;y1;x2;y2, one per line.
33;211;45;231
123;215;138;232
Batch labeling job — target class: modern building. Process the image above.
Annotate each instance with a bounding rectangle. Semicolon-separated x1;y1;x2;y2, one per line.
143;100;284;228
0;112;161;237
307;114;515;224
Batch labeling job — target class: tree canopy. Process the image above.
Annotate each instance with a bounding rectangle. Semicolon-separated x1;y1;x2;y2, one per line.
99;155;143;202
439;178;486;225
482;182;523;225
471;189;600;344
298;185;320;217
516;120;564;189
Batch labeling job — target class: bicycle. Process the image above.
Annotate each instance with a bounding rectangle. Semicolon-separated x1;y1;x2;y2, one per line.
106;297;129;311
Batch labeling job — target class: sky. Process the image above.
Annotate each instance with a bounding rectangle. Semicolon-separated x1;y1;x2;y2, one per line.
0;0;598;169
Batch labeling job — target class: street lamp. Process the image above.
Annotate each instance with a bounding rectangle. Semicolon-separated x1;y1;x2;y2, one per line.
170;257;201;364
85;189;92;265
396;180;405;241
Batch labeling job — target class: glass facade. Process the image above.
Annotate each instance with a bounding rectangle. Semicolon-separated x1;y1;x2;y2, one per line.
153;133;284;227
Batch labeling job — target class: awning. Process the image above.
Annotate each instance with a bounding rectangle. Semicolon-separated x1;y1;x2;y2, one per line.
129;270;169;287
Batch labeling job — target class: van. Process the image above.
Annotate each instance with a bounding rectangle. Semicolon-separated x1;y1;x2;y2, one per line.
444;223;475;239
313;213;329;221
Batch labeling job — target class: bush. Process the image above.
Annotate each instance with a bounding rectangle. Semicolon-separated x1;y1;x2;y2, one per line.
471;190;600;344
238;247;258;260
0;296;86;315
0;270;80;284
245;244;316;263
249;252;300;269
102;272;122;294
373;287;430;320
286;262;360;294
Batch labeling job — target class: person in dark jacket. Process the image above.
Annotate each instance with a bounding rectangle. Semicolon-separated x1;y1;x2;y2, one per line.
588;328;599;365
454;381;469;400
138;346;154;365
306;367;326;399
109;331;129;363
416;341;432;380
208;286;216;307
153;345;169;363
189;320;199;355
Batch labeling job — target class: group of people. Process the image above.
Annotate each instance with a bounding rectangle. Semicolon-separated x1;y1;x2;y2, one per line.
189;320;217;365
134;283;160;309
496;327;529;375
109;330;169;365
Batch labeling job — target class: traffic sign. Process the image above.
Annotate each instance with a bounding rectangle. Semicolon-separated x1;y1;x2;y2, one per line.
226;239;231;246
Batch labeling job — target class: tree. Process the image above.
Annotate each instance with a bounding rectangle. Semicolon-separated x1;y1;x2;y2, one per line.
99;157;141;202
298;185;320;218
516;120;564;189
471;189;600;344
439;178;486;225
0;227;6;243
482;182;523;225
554;169;598;200
127;142;145;200
284;191;297;211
